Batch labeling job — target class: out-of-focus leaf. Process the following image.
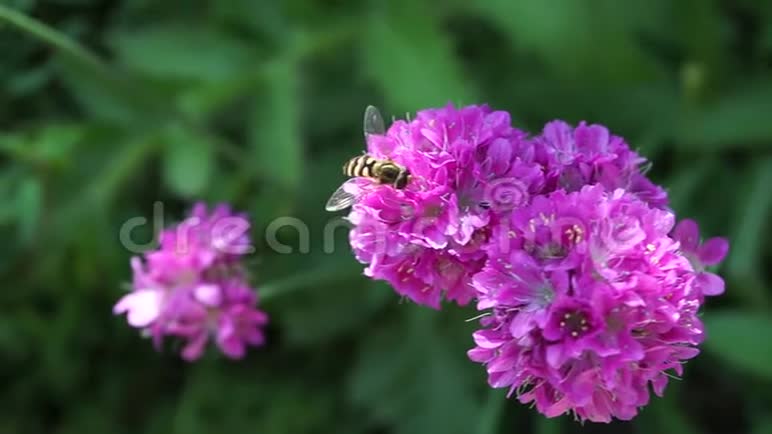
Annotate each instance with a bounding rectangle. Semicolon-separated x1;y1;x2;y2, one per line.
535;416;562;434
109;26;252;83
675;0;727;97
56;56;151;124
278;278;389;346
6;61;51;96
664;157;717;215
2;0;35;11
363;0;474;111
704;312;772;379
726;157;772;280
173;362;335;434
0;123;86;168
349;307;482;434
472;0;662;85
84;133;158;205
677;81;772;150
751;418;772;434
638;384;700;434
161;124;214;197
212;0;287;43
249;59;303;190
16;177;41;244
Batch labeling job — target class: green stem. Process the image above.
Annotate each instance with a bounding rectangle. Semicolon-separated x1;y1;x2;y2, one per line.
476;388;505;434
259;264;361;303
534;415;562;434
0;5;107;74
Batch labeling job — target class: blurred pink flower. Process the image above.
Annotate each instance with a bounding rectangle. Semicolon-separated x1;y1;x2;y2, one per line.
114;203;267;361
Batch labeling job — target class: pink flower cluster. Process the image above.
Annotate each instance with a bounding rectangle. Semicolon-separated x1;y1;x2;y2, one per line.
114;203;267;361
344;104;729;422
349;105;543;308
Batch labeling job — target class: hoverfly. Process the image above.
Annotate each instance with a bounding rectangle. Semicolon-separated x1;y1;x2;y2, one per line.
325;105;411;212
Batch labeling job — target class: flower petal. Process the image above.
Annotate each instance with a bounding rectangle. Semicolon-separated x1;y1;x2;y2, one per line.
697;237;729;266
113;290;163;328
696;272;725;296
672;219;699;252
194;284;222;307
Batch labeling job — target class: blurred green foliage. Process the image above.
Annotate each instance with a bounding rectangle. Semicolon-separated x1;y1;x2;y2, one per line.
0;1;771;433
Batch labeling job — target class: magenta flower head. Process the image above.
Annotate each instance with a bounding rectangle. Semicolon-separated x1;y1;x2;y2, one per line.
468;186;721;423
114;203;268;361
534;120;668;209
346;104;544;308
671;219;729;296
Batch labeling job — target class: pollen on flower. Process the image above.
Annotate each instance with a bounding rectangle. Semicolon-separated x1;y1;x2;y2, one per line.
558;312;591;337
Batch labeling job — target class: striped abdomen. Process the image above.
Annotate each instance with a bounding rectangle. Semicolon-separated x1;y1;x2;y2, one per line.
343;155;410;189
344;155;379;178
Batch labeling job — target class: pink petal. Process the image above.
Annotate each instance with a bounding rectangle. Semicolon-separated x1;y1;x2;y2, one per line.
509;311;536;338
473;330;506;349
467;347;493;363
113;290;163;327
217;323;246;359
487;138;512;175
672;219;699;251
696;272;725;296
697;237;729;266
181;332;209;361
194;284;222;307
575;123;610;155
489;369;519;388
546;344;566;368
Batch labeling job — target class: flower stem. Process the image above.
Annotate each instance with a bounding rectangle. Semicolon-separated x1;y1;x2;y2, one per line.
534;415;562;434
476;387;505;434
259;264;361;303
0;5;107;74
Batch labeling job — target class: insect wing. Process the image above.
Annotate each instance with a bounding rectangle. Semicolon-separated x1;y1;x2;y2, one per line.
363;105;386;137
325;179;360;212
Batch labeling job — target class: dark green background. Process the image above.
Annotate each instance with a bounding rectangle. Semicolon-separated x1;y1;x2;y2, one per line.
1;1;770;433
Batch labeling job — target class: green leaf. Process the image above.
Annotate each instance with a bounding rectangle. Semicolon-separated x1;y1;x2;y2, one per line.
249;59;303;190
56;55;152;124
637;383;700;434
751;418;772;434
109;25;252;83
161;125;214;197
726;156;772;280
663;157;718;215
16;177;41;244
349;307;482;434
279;279;389;346
677;81;772;150
704;312;772;380
363;0;474;111
472;0;662;85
